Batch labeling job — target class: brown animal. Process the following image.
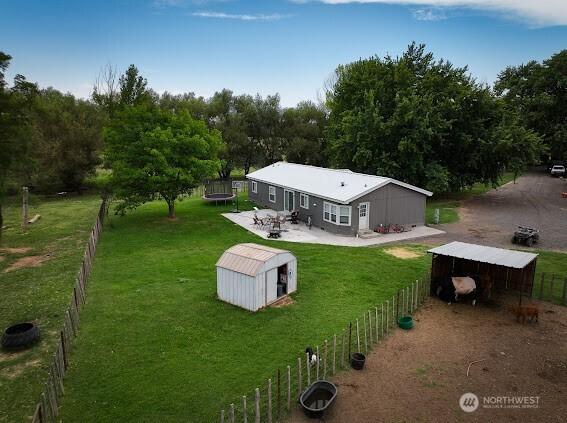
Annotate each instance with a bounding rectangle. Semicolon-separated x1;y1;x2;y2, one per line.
509;304;539;324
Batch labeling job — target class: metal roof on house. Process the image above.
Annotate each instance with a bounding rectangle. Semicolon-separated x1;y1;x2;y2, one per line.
246;162;432;204
427;242;538;269
216;243;291;276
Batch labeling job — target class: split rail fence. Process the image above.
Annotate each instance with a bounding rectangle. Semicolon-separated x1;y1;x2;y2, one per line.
218;277;431;423
30;198;109;423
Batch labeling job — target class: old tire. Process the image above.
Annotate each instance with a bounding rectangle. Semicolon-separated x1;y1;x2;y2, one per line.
1;323;40;350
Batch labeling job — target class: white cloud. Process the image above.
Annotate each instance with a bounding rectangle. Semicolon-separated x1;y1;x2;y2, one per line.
296;1;567;26
412;8;446;21
192;11;292;21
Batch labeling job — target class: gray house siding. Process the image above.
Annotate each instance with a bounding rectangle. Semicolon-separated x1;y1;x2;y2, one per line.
248;179;426;236
352;184;426;231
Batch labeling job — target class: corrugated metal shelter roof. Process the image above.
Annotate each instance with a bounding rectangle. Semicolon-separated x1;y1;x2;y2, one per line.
246;162;433;204
428;242;537;269
216;243;291;276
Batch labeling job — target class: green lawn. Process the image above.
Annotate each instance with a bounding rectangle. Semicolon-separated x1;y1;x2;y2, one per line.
57;196;432;422
0;194;102;423
426;172;517;224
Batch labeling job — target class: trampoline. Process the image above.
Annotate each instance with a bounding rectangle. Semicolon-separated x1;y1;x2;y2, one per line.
202;192;236;204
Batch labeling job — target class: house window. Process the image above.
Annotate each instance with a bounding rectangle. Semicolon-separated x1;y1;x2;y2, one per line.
300;193;309;209
268;186;276;203
339;206;351;225
324;202;351;226
252;181;258;193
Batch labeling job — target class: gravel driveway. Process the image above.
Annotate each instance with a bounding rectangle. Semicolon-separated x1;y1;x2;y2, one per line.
423;170;567;251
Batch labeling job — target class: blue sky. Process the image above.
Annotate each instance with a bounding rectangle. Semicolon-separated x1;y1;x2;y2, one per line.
2;0;566;106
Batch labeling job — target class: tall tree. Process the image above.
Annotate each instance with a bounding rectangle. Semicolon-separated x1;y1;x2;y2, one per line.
326;43;542;192
282;101;328;166
495;50;567;161
105;106;222;218
119;64;149;107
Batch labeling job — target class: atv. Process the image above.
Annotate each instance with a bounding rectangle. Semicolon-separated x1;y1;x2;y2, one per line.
512;226;540;247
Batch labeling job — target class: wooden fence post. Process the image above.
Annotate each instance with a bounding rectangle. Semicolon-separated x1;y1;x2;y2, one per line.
230;404;235;423
243;396;247;423
375;307;379;340
368;310;372;344
255;388;260;423
563;278;567;306
287;365;291;411
323;340;328;379
268;378;272;423
332;334;336;375
297;357;302;396
22;186;29;232
363;314;368;353
540;273;545;299
341;330;346;368
381;304;384;338
220;409;224;423
306;352;311;386
356;319;361;352
385;301;389;334
550;274;555;302
277;370;280;421
316;346;320;380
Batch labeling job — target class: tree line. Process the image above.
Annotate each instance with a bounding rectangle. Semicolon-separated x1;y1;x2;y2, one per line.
0;44;565;220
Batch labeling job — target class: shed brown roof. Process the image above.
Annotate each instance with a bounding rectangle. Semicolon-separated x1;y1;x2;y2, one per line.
216;243;291;276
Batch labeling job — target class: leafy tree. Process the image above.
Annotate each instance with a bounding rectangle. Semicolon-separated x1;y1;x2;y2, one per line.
0;53;35;237
105;106;222;218
29;89;104;192
495;50;567;161
119;64;149;107
282;101;328;166
93;64;151;116
326;43;542;192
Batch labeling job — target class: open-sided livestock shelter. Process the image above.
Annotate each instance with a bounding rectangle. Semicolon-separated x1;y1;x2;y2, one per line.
216;243;297;311
428;241;538;296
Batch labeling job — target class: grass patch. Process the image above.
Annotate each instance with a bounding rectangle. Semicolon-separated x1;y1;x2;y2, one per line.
57;195;431;422
533;250;567;304
0;194;102;423
426;172;517;225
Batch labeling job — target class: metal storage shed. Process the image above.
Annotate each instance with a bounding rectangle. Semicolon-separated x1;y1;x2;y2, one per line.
216;243;297;312
428;241;538;296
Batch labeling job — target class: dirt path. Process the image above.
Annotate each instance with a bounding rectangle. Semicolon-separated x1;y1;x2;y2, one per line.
291;297;567;423
421;170;567;251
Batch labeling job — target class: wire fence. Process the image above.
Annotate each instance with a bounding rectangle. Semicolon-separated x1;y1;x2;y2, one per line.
218;277;432;423
30;197;109;423
532;272;567;306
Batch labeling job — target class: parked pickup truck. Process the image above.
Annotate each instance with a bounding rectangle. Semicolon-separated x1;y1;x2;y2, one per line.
550;165;566;177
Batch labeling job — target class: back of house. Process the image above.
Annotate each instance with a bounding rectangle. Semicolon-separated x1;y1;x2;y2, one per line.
246;162;432;236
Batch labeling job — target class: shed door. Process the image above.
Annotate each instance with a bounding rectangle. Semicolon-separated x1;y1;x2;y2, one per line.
266;268;278;304
358;202;370;231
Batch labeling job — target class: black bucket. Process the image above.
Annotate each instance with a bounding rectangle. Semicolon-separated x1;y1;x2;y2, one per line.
299;380;337;419
350;352;366;370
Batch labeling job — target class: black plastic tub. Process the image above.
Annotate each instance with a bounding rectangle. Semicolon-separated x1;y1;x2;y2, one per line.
299;380;337;419
350;352;366;370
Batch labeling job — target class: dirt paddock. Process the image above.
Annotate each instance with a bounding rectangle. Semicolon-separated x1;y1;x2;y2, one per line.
291;296;567;423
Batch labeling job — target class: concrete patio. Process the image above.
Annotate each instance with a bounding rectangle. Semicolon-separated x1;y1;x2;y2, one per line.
222;209;445;247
